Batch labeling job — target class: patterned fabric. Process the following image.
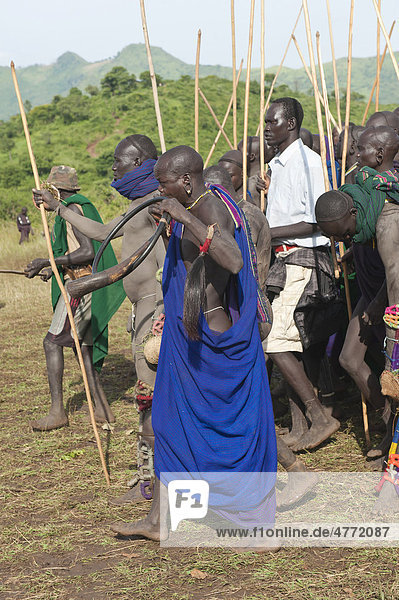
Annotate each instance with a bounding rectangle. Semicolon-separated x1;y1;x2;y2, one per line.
207;184;272;324
340;167;399;244
111;159;159;200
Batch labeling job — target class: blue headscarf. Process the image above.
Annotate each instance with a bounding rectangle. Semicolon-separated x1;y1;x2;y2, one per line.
111;158;159;200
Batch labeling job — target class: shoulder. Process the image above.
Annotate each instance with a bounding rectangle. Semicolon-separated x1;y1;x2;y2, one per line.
67;203;84;215
196;193;235;233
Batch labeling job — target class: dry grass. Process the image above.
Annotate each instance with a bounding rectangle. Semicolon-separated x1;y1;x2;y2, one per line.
1;227;399;599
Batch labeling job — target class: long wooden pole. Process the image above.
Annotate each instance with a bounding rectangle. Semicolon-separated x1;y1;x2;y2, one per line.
302;1;339;286
195;29;201;152
326;0;342;130
361;20;395;125
291;34;338;130
316;33;370;449
242;0;256;202
256;5;303;135
231;0;237;148
340;0;355;184
371;0;399;81
10;61;110;486
259;0;266;213
204;60;243;168
139;0;166;153
198;88;234;149
376;0;381;111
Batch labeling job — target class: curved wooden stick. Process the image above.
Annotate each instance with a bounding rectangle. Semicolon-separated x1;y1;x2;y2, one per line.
139;0;166;153
10;62;110;486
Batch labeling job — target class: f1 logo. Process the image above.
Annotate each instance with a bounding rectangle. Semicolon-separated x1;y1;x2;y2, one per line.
168;480;209;531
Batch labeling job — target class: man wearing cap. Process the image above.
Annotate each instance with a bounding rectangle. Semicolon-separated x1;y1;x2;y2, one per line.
32;136;165;504
26;166;125;431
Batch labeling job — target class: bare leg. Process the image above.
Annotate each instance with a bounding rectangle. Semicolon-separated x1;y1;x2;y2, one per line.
339;298;392;458
31;338;69;431
270;351;340;451
111;476;168;541
80;345;115;423
279;392;308;447
276;435;318;508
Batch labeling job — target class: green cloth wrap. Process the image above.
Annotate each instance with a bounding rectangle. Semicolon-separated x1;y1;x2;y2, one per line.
51;193;126;371
340;166;399;244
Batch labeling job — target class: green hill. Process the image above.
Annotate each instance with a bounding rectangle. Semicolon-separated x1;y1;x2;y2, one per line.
0;71;396;225
1;44;397;120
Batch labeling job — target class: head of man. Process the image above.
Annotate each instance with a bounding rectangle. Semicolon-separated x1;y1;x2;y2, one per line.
218;150;243;191
332;126;340;151
336;123;365;161
315;190;357;243
112;134;157;181
300;128;313;149
264;97;303;152
203;165;237;200
237;135;276;170
46;165;80;204
154;145;204;204
366;111;399;135
357;126;399;171
21;206;28;215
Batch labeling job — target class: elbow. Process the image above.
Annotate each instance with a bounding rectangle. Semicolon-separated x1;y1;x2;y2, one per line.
230;254;244;274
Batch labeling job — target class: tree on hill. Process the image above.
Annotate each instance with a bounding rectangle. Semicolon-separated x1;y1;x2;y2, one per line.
139;70;164;88
100;67;137;96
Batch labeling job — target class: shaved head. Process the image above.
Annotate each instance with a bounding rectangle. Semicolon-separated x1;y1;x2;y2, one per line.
366;111;399;134
364;126;399;154
155;145;203;178
204;165;236;196
218;149;243;169
120;134;158;160
316;190;353;223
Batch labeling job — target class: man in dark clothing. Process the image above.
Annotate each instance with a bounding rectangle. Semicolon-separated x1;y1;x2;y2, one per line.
17;207;33;243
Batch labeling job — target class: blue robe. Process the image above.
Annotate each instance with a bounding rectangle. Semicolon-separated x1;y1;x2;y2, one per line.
152;196;277;523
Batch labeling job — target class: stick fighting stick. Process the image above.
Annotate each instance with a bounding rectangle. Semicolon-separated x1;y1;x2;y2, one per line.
10;61;111;486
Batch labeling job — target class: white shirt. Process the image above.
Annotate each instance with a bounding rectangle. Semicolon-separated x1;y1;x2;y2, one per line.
266;138;329;247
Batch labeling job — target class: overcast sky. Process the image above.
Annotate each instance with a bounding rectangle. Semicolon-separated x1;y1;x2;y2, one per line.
2;0;398;70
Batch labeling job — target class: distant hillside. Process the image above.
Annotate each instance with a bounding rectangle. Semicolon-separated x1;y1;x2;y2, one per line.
1;44;398;120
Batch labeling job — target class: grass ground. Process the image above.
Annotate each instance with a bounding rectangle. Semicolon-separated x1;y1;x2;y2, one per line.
1;225;399;600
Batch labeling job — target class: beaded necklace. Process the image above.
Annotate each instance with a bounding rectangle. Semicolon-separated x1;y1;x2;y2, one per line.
186;189;212;211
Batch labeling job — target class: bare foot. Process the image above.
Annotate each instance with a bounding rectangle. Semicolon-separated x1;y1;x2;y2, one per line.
31;412;69;431
367;428;392;459
277;471;319;509
372;480;399;515
93;408;115;424
290;417;340;452
280;429;307;448
111;516;163;541
108;485;148;506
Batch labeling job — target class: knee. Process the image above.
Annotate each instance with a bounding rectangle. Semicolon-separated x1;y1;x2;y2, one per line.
339;349;358;375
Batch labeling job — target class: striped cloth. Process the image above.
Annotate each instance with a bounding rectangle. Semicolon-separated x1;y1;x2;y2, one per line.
111;158;159;200
340;166;399;244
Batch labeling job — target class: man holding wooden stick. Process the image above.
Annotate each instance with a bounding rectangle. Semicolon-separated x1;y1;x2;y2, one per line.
28;166;125;431
32;136;165;504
